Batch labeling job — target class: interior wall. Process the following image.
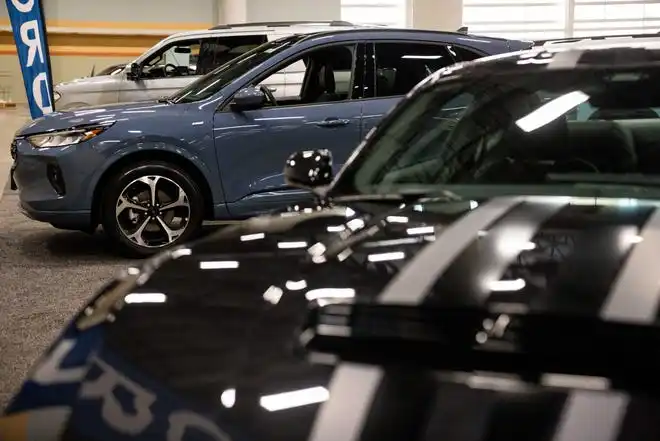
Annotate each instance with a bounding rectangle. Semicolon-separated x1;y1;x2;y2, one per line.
0;0;216;27
42;0;215;25
246;0;340;22
0;0;215;104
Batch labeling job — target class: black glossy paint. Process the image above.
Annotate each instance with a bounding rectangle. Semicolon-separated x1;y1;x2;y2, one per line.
6;196;660;441
10;43;660;441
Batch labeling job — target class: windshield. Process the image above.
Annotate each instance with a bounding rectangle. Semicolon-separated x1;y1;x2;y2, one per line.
332;62;660;200
170;34;305;104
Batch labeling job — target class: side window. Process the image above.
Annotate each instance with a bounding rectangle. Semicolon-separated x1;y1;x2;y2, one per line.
254;44;356;107
374;43;455;98
447;44;482;62
142;39;201;79
196;35;268;75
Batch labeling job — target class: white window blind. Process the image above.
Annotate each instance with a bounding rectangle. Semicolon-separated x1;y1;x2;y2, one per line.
341;0;407;28
464;0;660;40
573;0;660;37
463;0;569;39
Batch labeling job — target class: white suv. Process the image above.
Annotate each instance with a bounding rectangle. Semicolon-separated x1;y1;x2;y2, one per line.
53;20;364;110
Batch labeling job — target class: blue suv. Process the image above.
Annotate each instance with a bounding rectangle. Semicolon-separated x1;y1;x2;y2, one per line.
11;29;531;256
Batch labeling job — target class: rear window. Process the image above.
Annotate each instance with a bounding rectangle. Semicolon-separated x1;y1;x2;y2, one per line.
447;44;482;62
196;35;269;75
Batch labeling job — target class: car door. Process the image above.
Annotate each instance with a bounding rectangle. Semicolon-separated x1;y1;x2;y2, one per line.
360;41;476;136
212;42;367;218
118;35;268;103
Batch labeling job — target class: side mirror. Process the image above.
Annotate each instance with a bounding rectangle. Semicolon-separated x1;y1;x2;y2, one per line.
126;63;141;80
230;86;266;111
284;149;333;190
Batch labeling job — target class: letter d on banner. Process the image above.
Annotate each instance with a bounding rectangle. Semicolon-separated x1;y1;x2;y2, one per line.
5;0;54;119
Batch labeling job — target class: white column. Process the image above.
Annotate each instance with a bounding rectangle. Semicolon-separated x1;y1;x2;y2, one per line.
245;0;341;22
410;0;463;31
220;0;248;24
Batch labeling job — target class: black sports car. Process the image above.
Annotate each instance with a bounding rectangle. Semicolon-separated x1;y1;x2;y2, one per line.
5;41;660;441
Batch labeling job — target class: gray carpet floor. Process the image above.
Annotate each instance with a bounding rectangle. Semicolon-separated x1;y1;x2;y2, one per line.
0;182;130;408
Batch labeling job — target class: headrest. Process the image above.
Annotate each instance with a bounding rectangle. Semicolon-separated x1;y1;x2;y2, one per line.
319;65;335;93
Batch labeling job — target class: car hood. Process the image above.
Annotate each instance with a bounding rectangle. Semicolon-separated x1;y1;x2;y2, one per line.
5;194;660;440
55;73;121;90
16;101;175;136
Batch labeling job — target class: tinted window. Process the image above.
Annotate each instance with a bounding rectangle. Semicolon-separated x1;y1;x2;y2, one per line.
374;43;455;98
254;44;356;106
197;35;268;75
335;66;660;197
447;44;481;62
171;35;304;104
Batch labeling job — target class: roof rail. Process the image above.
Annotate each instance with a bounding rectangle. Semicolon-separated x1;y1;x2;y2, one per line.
537;32;660;46
210;20;355;30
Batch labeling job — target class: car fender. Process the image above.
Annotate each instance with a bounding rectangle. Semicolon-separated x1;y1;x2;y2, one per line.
84;140;221;208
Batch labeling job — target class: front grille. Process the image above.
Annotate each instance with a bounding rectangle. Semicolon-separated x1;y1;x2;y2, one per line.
10;140;16;160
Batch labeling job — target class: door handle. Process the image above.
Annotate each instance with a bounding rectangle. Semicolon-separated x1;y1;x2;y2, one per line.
315;118;351;128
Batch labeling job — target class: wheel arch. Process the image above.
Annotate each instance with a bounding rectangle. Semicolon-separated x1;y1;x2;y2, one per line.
91;150;215;228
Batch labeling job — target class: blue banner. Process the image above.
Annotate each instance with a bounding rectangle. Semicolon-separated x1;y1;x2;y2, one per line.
5;0;54;119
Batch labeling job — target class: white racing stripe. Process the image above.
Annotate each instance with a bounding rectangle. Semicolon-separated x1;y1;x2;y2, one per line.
307;198;524;441
378;196;523;304
308;196;568;441
308;363;383;441
600;208;660;323
553;391;628;441
547;50;584;70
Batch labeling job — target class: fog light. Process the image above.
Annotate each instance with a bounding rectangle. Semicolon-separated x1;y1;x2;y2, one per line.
47;163;66;196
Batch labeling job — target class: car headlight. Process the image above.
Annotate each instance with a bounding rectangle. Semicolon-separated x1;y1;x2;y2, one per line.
53;91;61;102
27;123;113;148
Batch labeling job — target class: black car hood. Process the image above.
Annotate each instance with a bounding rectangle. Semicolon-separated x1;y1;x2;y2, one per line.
6;195;660;441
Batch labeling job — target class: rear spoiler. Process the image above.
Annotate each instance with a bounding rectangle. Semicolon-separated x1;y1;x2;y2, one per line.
536;31;660;47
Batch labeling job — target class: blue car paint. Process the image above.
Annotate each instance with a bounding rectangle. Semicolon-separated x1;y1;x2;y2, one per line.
13;29;527;231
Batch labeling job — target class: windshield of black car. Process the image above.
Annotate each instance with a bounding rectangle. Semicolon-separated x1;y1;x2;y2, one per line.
335;63;660;199
170;35;304;104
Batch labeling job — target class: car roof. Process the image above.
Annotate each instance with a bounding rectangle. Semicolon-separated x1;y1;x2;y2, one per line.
538;31;660;48
418;38;660;91
208;20;358;30
159;21;368;42
298;27;519;43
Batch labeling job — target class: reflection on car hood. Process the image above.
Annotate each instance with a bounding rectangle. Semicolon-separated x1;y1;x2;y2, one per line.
5;195;660;441
16;101;174;136
55;73;120;88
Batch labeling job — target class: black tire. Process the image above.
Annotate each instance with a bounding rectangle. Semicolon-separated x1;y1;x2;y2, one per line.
100;161;205;258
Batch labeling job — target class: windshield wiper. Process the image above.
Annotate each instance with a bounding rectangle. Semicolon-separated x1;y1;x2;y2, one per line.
301;302;660;392
320;190;462;260
157;97;174;104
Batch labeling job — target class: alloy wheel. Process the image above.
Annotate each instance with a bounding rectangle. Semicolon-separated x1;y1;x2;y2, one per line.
115;175;191;248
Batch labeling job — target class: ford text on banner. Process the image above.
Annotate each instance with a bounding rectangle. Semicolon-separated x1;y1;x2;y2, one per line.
5;0;54;119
